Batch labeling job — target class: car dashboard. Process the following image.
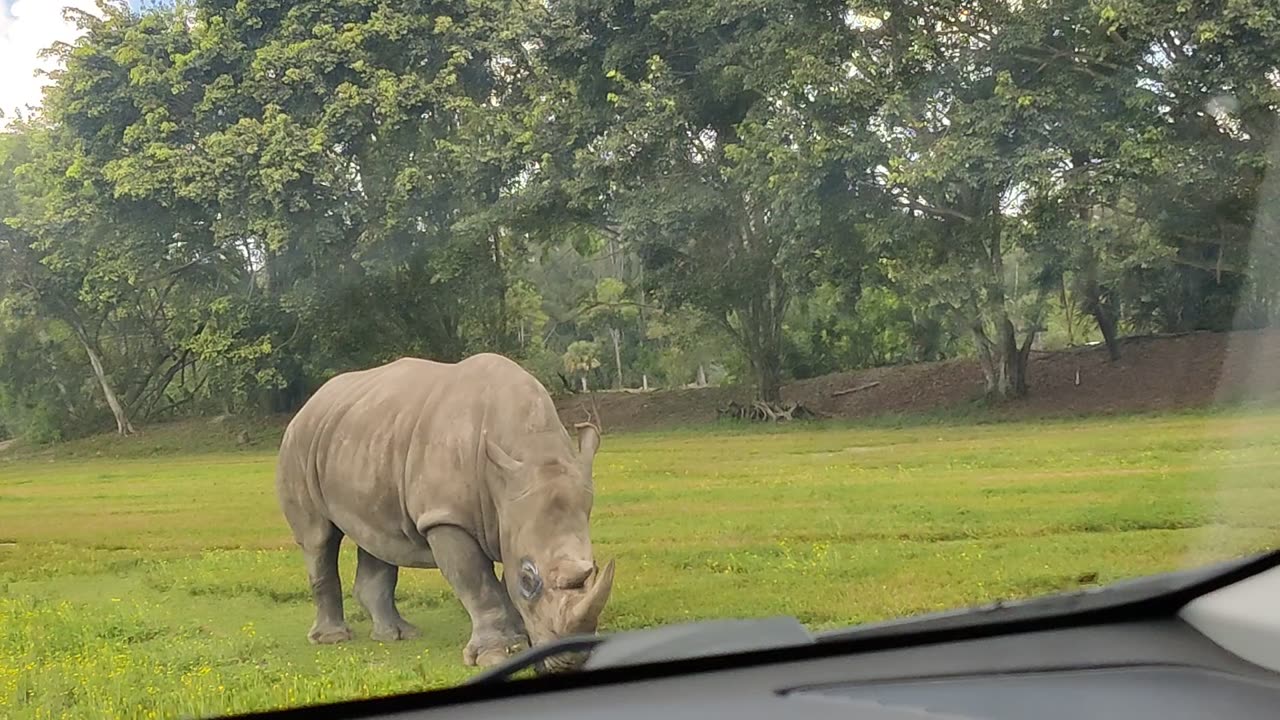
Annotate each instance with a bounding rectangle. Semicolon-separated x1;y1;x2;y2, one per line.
431;620;1280;719
237;553;1280;720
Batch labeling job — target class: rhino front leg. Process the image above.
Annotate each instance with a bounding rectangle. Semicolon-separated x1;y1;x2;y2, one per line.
354;547;420;642
302;526;353;644
425;525;529;667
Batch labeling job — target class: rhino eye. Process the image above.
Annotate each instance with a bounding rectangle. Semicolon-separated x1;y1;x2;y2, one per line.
519;558;543;600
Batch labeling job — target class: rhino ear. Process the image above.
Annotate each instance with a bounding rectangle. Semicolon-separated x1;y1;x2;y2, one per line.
485;434;523;474
575;422;601;464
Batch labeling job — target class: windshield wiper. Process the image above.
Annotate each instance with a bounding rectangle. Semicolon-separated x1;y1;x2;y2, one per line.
466;616;814;685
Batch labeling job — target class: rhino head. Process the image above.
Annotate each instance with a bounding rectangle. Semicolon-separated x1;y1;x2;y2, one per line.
486;422;615;659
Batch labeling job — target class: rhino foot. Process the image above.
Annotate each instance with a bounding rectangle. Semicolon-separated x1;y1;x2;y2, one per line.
465;636;530;667
371;619;420;643
308;623;353;645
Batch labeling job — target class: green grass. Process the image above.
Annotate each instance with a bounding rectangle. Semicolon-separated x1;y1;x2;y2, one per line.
2;410;1280;719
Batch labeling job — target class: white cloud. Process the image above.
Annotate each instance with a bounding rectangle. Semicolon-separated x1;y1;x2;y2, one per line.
0;0;105;128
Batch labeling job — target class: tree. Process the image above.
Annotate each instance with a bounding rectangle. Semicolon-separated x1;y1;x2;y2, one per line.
532;0;867;402
5;3;280;433
117;0;551;408
644;306;741;388
864;14;1056;397
563;339;603;392
0;130;104;440
848;0;1280;396
578;277;640;388
1092;0;1280;335
4;0;1280;442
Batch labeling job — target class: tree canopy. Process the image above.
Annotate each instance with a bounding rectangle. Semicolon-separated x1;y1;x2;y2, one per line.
2;0;1278;439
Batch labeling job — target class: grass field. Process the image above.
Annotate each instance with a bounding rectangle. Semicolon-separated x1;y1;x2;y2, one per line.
3;410;1280;719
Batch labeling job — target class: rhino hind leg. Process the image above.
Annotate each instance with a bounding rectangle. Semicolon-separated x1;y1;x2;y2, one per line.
302;525;353;645
425;525;529;667
354;547;420;642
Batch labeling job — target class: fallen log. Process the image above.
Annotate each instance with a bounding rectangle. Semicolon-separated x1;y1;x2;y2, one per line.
831;381;880;397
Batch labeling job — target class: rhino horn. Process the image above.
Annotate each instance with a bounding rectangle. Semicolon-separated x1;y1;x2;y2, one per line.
572;558;615;625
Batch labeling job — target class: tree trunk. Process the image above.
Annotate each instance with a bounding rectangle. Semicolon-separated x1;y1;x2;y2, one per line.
753;351;783;403
972;322;999;396
141;352;193;418
1060;274;1075;347
1071;150;1121;362
739;325;784;403
1081;262;1121;361
974;207;1031;402
45;356;78;417
1016;326;1036;395
491;232;510;351
696;364;707;387
734;264;786;403
974;318;1032;400
609;326;623;389
998;317;1033;398
74;328;134;435
1090;296;1121;362
994;317;1012;397
637;263;646;336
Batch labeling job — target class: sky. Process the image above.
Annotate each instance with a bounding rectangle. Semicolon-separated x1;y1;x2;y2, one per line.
0;0;144;128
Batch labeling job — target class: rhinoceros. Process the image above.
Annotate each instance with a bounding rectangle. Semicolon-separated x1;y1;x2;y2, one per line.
275;353;614;667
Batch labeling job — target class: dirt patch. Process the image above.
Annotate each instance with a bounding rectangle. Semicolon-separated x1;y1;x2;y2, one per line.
556;329;1280;432
0;439;16;454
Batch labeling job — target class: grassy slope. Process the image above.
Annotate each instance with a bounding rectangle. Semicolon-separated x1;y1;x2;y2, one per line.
2;410;1280;718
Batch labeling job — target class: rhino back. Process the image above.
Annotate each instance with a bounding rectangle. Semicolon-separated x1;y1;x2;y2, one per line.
277;354;561;566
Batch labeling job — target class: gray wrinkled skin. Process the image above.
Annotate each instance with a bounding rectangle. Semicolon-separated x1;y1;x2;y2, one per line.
275;353;615;667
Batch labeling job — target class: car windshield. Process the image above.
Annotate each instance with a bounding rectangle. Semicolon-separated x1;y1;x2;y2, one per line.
2;0;1278;716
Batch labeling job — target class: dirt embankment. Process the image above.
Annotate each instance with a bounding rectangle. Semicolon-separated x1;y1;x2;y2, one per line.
556;329;1280;432
6;329;1277;459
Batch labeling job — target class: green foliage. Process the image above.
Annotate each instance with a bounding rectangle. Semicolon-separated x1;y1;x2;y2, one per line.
0;313;99;443
563;339;603;383
645;306;742;387
528;0;871;401
784;282;955;379
2;0;1280;437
